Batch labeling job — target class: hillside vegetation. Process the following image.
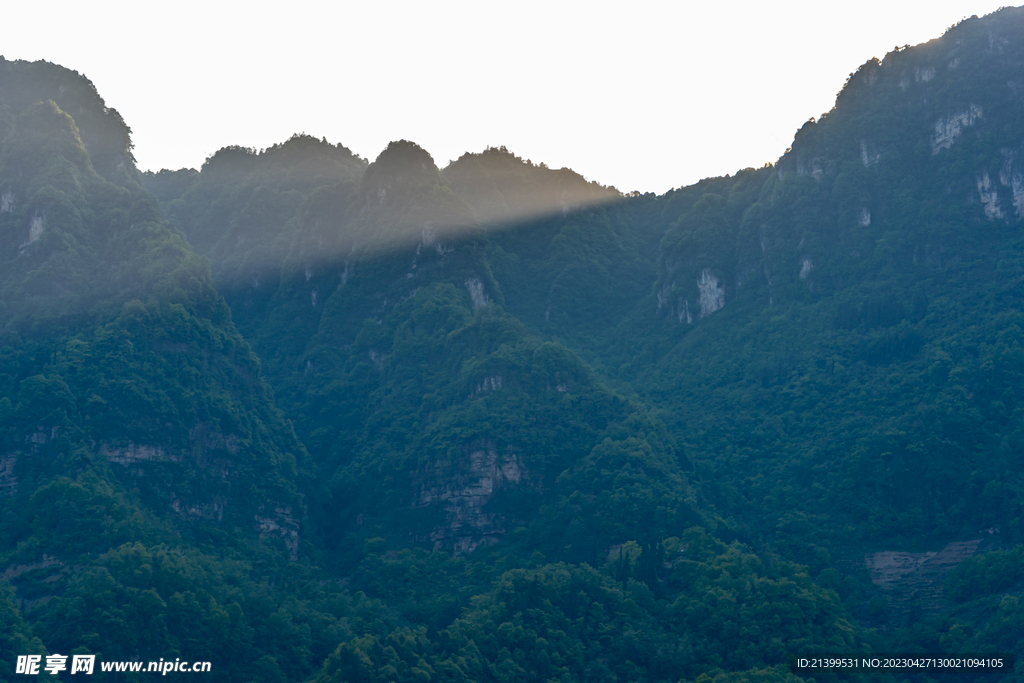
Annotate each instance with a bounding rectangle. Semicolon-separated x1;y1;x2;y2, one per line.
3;9;1024;682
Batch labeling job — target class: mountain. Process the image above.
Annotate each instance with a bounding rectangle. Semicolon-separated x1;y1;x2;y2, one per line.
640;8;1024;554
4;7;1024;683
0;62;335;682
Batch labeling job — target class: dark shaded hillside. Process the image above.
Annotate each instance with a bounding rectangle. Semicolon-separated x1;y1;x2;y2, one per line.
143;8;1024;674
0;68;865;682
136;115;875;683
639;8;1024;547
0;62;348;682
156;138;705;562
0;71;308;553
4;7;1024;683
611;8;1024;652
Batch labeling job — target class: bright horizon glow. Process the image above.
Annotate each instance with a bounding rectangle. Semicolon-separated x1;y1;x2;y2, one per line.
0;0;1012;194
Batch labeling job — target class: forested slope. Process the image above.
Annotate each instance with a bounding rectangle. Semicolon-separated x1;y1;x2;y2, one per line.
0;63;337;682
3;7;1024;683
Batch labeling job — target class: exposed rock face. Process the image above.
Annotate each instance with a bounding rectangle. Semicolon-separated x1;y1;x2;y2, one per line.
475;375;503;394
697;269;725;318
999;152;1024;219
415;439;526;555
101;442;179;467
799;258;814;280
796;155;829;180
466;277;488;310
17;214;45;253
100;424;237;476
172;495;225;522
865;540;983;621
28;215;44;243
256;506;300;561
932;105;983;154
658;269;725;325
866;541;982;588
679;299;693;324
657;282;686;322
26;427;58;452
100;424;244;527
857;207;872;227
977;171;1003;219
859;141;881;167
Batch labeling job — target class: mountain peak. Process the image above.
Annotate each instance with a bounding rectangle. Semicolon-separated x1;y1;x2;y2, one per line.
360;139;442;205
443;145;620;225
0;59;136;183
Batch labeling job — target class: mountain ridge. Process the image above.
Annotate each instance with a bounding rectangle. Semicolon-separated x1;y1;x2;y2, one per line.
4;8;1024;682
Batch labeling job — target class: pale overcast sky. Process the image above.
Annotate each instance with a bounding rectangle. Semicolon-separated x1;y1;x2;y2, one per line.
0;0;1011;193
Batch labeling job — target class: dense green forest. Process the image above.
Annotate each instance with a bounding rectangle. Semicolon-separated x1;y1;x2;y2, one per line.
3;8;1024;682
